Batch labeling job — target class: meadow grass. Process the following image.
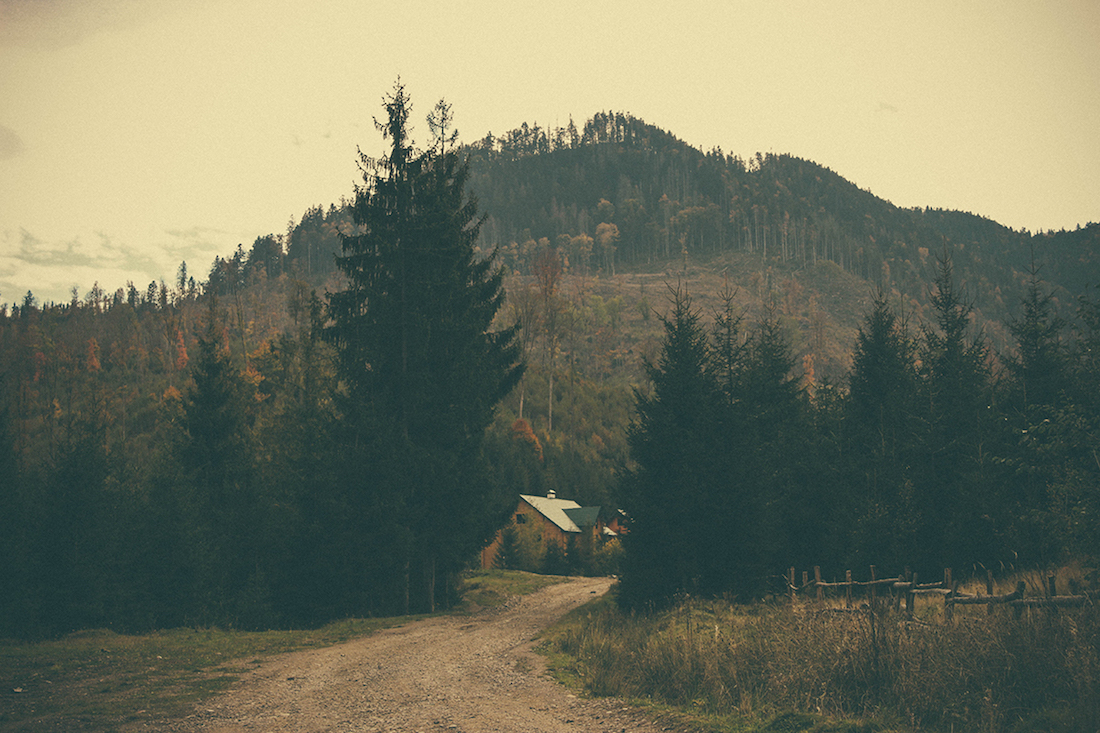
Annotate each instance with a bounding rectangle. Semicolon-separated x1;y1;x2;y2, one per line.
0;569;565;732
540;568;1099;733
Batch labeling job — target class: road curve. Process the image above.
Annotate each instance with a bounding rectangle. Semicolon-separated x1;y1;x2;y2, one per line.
155;576;664;733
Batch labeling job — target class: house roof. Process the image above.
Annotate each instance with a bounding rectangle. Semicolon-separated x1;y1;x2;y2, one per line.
520;494;584;533
562;506;601;529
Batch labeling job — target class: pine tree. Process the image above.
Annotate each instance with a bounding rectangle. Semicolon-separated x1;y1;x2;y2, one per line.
327;82;523;613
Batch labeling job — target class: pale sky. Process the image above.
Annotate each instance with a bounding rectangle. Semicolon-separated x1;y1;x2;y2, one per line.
2;0;1098;305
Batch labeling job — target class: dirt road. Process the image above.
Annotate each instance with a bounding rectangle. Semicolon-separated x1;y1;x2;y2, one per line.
156;577;664;733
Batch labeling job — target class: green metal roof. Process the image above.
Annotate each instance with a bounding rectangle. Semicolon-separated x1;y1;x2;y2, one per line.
562;506;601;529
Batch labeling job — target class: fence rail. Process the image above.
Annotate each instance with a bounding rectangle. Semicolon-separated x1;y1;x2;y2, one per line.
787;565;1093;621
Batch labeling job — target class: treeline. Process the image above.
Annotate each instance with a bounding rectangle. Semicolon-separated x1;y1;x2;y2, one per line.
619;254;1100;606
0;282;365;636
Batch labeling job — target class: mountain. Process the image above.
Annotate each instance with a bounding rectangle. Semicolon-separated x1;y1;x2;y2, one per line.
448;112;1097;382
229;111;1098;387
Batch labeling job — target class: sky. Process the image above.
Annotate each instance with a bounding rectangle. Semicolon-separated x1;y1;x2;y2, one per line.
1;0;1098;305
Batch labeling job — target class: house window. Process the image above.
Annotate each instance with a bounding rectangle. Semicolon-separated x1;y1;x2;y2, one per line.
515;513;527;524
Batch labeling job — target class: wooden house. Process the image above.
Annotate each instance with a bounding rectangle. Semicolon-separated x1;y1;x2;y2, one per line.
480;490;622;569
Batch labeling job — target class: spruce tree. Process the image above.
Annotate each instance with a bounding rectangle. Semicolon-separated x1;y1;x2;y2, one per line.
732;302;811;585
619;286;720;605
0;391;27;634
327;82;523;613
915;251;997;572
844;288;920;569
1000;263;1070;562
179;296;264;624
1006;261;1068;415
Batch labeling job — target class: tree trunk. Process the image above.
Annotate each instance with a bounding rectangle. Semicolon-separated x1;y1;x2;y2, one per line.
426;555;436;614
402;559;410;616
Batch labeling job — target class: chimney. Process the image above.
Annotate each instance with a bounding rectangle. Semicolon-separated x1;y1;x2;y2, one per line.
547;490;556;499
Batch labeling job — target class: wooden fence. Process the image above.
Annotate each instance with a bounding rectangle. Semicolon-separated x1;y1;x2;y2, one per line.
786;566;1093;621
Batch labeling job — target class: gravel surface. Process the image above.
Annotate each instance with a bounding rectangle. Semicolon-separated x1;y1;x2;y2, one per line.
150;577;665;733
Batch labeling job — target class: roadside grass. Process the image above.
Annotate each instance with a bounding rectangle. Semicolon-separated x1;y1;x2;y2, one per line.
539;568;1100;733
455;568;567;611
0;569;565;732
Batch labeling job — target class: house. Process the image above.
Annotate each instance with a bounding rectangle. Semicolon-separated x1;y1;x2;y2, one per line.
480;490;623;569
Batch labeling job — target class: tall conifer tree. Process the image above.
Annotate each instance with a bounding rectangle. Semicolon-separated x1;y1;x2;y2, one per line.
619;286;719;605
844;289;920;568
915;251;996;571
327;82;523;613
179;296;264;624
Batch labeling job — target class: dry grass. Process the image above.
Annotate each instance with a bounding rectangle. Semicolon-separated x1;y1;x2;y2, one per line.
542;571;1100;733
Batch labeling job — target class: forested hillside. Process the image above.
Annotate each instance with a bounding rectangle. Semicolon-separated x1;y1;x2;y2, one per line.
2;109;1098;636
466;112;1099;354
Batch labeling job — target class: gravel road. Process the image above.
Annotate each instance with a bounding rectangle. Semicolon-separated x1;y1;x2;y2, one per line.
155;576;664;733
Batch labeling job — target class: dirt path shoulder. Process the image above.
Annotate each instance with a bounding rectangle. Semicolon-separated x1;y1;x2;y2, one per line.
152;577;663;733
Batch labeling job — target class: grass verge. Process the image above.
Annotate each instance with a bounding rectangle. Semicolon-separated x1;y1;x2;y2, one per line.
454;568;567;612
538;578;1100;733
0;569;566;732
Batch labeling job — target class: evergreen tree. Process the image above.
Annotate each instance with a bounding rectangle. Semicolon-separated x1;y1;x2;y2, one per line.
914;251;997;572
731;301;812;584
1019;289;1100;562
0;390;27;634
327;82;523;613
178;296;266;625
844;289;920;569
1006;261;1068;414
1000;263;1070;562
619;286;720;605
37;405;112;633
493;524;520;570
254;295;351;625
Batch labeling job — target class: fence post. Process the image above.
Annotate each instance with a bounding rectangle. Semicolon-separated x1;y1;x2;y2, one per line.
986;568;995;616
944;568;954;623
789;566;796;606
845;569;853;609
1047;574;1056;598
814;566;822;603
869;565;877;610
906;572;918;619
896;567;910;613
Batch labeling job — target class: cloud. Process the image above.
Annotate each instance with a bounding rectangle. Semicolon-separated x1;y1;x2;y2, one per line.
0;0;181;49
0;218;249;305
0;124;26;160
0;225;225;304
876;101;899;114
